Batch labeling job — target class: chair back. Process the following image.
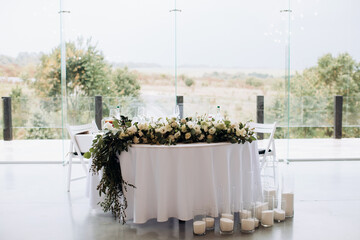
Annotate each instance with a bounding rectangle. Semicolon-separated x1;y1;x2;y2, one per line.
66;122;99;155
249;122;277;162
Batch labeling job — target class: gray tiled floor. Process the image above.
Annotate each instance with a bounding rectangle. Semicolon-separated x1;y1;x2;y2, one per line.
1;161;360;240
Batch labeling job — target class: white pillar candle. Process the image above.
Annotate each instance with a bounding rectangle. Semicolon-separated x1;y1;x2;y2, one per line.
193;220;206;235
221;213;234;221
255;202;269;220
220;218;234;232
202;217;214;228
274;209;286;221
241;218;255;231
254;218;259;228
240;209;251;219
282;192;294;217
261;210;274;227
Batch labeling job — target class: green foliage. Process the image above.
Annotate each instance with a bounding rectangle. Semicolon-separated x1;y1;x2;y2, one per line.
25;113;57;139
110;67;140;96
185;77;194;87
34;39;111;97
246;77;264;87
268;53;360;138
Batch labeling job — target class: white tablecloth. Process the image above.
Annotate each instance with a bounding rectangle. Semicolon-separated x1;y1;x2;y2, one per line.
88;141;262;224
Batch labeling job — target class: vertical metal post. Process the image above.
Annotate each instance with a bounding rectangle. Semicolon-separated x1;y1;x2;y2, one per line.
334;95;343;139
176;96;184;119
2;97;12;141
95;96;103;130
257;95;264;139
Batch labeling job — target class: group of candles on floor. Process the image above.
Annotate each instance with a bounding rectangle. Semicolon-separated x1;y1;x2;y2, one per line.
193;189;294;235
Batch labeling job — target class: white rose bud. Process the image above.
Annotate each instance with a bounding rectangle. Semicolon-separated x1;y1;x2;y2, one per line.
185;132;191;140
171;122;178;128
181;125;187;133
203;126;208;132
209;127;216;135
181;119;186;124
174;131;181;138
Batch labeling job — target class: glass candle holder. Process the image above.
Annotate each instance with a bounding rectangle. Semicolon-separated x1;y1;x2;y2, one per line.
193;210;206;236
203;215;215;231
281;162;295;218
261;195;274;227
219;212;234;235
273;198;286;222
240;202;255;233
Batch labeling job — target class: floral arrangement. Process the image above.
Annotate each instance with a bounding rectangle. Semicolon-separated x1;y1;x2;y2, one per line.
85;115;256;224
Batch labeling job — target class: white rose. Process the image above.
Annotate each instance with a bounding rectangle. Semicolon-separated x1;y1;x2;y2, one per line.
186;122;194;129
209;127;216;135
203;126;208;132
181;125;187;133
138;123;148;131
194;125;201;134
120;132;128;139
236;130;241;137
165;124;172;132
181;119;186;124
160;127;167;134
127;126;137;135
138;130;143;137
133;136;140;144
199;134;205;140
171;122;178;128
239;128;246;137
185;132;191;140
104;122;114;130
168;135;175;141
174;131;181;138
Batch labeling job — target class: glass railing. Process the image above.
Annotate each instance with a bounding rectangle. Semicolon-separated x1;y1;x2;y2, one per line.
2;95;360;140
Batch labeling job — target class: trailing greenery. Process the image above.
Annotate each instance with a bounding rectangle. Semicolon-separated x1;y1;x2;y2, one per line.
85;115;256;223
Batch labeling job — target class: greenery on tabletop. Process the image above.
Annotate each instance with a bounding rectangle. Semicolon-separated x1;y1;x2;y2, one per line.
85;115;256;224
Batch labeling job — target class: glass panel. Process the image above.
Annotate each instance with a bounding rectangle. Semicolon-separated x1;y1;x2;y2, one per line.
290;0;359;139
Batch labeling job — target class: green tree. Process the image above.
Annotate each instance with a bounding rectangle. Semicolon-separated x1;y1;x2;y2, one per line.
110;67;140;97
268;53;360;138
34;39;111;97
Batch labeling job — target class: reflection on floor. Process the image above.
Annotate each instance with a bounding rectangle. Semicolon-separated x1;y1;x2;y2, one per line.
0;161;360;240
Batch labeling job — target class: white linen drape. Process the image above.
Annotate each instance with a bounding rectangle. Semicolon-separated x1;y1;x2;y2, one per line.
88;142;262;224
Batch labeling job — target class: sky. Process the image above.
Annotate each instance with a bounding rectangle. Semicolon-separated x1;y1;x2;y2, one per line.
1;0;359;70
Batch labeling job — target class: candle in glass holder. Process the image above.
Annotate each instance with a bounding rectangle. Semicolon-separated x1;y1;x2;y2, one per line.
193;220;206;235
254;218;259;228
240;209;251;220
203;217;214;229
220;218;234;233
255;202;269;220
282;192;294;217
241;218;255;232
261;210;274;227
264;188;276;210
221;213;234;221
274;209;286;222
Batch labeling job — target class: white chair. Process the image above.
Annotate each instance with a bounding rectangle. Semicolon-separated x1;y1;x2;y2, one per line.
249;122;277;186
66;122;98;192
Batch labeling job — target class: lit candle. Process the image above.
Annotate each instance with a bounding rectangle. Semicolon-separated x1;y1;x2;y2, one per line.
274;209;286;222
282;192;294;217
203;217;214;229
220;218;234;232
241;218;255;232
221;213;234;221
193;220;206;235
261;210;274;227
